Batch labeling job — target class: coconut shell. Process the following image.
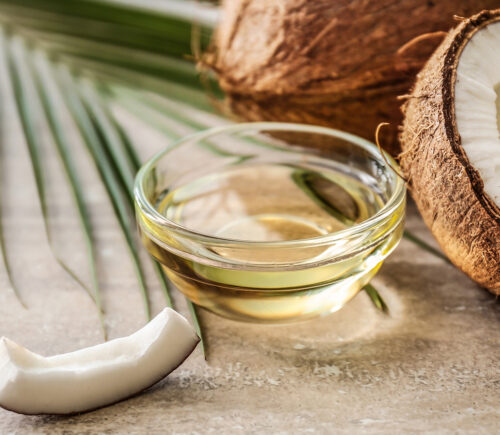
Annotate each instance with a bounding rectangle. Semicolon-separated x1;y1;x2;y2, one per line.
400;10;500;294
211;0;500;156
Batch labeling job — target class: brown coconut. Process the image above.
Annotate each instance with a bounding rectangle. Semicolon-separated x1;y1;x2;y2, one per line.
209;0;500;156
400;10;500;294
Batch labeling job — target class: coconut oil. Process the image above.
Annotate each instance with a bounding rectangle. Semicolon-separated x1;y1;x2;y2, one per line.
139;162;404;322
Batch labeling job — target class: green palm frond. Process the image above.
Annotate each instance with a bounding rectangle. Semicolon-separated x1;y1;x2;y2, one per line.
403;230;450;264
28;49;107;337
1;31;101;302
0;0;450;353
363;284;389;314
55;62;152;320
98;112;175;310
0;0;216;60
77;80;174;311
0;145;25;308
0;0;215;342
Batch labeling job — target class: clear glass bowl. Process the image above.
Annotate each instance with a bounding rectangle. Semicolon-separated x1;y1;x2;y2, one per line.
134;123;405;322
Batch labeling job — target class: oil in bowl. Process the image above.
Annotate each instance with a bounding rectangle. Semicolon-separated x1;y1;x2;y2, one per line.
135;123;405;322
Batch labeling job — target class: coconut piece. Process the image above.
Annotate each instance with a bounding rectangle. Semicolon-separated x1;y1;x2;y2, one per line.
210;0;499;155
400;10;500;293
0;308;199;415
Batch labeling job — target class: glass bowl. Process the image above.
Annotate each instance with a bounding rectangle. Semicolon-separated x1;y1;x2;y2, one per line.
134;123;405;323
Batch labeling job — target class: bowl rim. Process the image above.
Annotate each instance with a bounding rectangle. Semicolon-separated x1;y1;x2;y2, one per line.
134;122;406;248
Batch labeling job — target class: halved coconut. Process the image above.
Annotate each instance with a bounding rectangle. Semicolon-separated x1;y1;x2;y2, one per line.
0;308;199;415
400;10;500;293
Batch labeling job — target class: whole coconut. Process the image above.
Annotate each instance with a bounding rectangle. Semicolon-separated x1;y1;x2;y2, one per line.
400;10;500;294
210;0;500;155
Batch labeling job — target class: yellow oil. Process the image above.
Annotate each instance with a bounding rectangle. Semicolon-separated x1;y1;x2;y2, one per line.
140;163;404;322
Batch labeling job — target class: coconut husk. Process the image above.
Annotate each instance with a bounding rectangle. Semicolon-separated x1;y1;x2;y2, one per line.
209;0;499;155
400;9;500;294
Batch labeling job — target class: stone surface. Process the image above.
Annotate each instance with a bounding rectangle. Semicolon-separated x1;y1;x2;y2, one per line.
0;66;499;434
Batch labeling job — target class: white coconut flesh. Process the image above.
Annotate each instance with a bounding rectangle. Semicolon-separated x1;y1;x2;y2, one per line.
455;21;500;205
0;308;199;415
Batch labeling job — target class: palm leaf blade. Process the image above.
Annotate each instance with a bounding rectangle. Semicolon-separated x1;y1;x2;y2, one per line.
1;30;97;298
93;90;208;352
403;230;450;264
50;62;152;321
363;284;389;313
27;50;107;338
78;82;177;312
2;0;463;350
0;161;26;307
90;96;176;309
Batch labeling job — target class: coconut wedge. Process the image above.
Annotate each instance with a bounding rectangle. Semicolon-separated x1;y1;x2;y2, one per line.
0;308;199;415
400;10;500;293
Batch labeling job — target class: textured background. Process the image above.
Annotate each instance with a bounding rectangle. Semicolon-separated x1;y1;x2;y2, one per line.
0;64;499;433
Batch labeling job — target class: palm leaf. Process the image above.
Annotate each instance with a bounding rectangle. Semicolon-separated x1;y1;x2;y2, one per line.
0;0;219;352
0;0;211;345
52;62;152;321
90;85;207;351
364;284;389;313
0;124;26;308
1;31;98;299
0;1;225;352
0;0;454;352
77;81;175;311
403;230;450;264
27;50;107;338
0;0;216;59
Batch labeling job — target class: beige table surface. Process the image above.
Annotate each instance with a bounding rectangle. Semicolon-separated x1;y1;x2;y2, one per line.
0;66;499;434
